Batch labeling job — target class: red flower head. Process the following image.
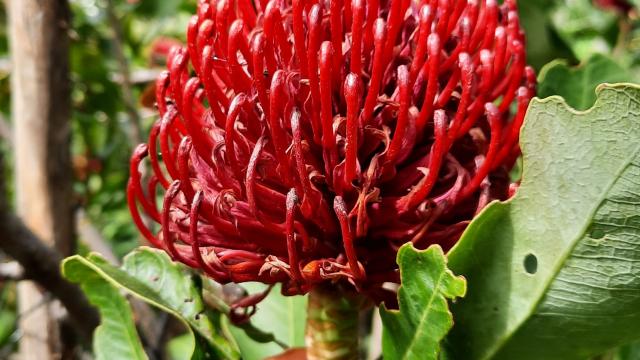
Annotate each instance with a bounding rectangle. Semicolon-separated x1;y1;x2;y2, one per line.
128;0;536;305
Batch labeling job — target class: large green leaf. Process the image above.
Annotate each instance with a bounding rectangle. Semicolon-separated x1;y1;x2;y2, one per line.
380;244;466;360
446;83;640;360
63;247;239;360
538;54;631;110
227;283;307;360
63;256;147;360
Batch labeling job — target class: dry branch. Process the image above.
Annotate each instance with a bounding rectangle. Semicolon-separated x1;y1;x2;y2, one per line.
0;207;100;340
0;155;99;340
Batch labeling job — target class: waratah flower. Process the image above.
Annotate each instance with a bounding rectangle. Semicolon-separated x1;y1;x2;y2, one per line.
128;0;536;305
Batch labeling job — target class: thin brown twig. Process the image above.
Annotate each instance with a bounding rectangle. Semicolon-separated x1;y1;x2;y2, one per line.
76;209;168;353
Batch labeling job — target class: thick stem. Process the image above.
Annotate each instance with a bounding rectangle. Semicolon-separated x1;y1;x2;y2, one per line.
306;283;365;360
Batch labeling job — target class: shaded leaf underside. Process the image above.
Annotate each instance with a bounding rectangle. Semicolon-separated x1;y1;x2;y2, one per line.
228;283;307;360
446;84;640;360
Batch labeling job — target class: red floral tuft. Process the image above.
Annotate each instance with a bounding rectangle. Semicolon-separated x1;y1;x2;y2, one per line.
128;0;536;304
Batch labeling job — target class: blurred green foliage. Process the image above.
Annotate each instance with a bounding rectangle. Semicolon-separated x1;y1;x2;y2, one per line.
537;54;631;110
69;0;195;257
0;285;16;357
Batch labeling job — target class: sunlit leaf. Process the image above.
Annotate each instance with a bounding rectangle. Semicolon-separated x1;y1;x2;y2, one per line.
380;244;466;360
538;54;631;110
227;283;307;360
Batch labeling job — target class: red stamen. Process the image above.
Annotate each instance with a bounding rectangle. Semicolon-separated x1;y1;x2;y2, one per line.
344;73;362;184
350;0;366;75
334;197;364;281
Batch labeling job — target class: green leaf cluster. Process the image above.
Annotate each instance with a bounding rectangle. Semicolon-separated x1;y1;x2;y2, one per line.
62;247;308;360
63;248;238;360
537;54;631;110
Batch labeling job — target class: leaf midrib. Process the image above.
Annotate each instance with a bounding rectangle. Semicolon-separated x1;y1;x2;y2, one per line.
483;143;640;360
401;268;447;360
75;261;147;360
100;293;147;360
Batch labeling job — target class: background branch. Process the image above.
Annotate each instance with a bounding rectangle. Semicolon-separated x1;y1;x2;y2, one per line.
0;209;100;340
0;154;99;340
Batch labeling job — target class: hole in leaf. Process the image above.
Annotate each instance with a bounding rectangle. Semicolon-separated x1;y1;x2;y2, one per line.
591;228;605;240
524;253;538;275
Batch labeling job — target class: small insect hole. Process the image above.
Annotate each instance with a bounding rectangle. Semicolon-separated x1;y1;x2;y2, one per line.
591;228;605;240
524;253;538;275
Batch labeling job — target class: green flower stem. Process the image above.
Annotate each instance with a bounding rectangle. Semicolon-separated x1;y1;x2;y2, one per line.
305;283;365;360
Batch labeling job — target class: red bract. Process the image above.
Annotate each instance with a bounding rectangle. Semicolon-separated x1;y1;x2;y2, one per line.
128;0;535;304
